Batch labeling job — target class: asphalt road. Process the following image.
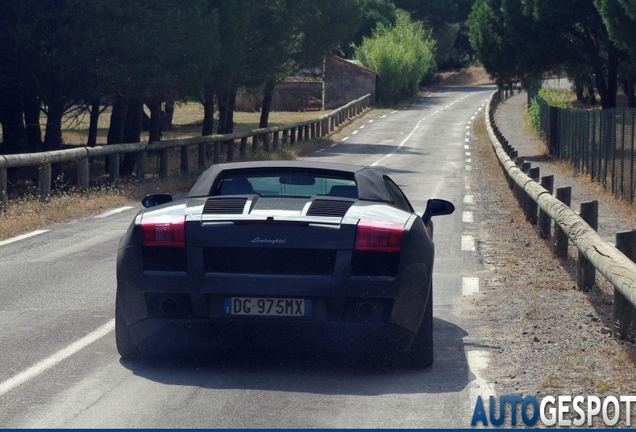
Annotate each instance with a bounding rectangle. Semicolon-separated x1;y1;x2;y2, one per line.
0;85;495;428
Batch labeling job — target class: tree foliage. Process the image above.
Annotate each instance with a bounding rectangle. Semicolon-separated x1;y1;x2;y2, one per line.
355;10;436;104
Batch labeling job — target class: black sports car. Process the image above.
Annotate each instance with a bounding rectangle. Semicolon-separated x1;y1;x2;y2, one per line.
116;161;454;367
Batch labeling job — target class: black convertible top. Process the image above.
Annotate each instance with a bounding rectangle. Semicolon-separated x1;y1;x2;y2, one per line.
187;161;394;203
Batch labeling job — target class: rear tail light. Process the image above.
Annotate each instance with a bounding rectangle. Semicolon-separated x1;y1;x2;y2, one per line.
141;214;185;247
354;221;404;252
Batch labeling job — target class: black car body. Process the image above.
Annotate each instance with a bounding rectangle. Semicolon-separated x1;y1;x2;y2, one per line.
116;161;454;366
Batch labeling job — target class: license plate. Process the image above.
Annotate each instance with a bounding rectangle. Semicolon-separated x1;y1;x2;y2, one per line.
224;297;312;317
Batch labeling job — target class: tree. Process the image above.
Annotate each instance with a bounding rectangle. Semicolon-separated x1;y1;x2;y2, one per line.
355;10;436;104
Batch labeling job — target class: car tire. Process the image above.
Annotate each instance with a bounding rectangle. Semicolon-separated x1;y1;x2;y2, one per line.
410;284;433;368
115;293;139;360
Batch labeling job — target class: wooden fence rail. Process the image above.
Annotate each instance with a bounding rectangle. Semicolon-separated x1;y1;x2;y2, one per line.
0;94;371;208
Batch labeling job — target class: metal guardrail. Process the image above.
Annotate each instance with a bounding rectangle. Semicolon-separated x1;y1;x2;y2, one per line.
0;94;372;206
486;90;636;341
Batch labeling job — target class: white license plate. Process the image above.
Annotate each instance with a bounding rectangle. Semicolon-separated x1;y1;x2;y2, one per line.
224;297;312;317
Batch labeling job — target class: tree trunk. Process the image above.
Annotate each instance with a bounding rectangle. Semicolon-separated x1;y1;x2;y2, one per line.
121;99;143;176
627;78;636;108
107;94;128;145
217;90;229;135
87;96;101;147
106;94;128;174
23;89;42;152
147;99;163;143
593;54;618;110
0;90;27;154
163;100;174;130
202;87;215;136
259;79;276;129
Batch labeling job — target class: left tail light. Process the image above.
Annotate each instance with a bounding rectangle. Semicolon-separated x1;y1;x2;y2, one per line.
141;214;185;247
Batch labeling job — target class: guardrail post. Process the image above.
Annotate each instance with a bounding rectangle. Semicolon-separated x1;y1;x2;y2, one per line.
330;116;335;131
290;127;296;145
0;167;7;211
548;106;558;154
227;139;235;161
240;137;248;158
614;230;636;341
78;158;89;193
108;155;119;185
282;130;289;146
304;125;309;141
180;146;189;173
252;135;259;153
136;152;146;181
159;150;168;178
198;143;206;169
539;175;554;238
273;131;279;149
526;167;540;224
297;126;303;142
577;200;598;291
263;134;270;152
213;143;220;164
39;163;52;202
553;186;571;258
311;123;316;139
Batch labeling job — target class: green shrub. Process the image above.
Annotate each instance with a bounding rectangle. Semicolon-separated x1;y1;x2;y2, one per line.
538;88;573;109
354;10;436;104
527;98;541;134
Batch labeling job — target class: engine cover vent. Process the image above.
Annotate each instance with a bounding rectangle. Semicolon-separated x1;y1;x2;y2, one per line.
203;197;248;215
306;198;354;218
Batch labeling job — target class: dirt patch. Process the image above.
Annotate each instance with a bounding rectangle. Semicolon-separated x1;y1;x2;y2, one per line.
467;114;636;427
436;65;494;87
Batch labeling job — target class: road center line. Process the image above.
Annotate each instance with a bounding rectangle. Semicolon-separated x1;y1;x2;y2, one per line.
0;319;115;397
0;230;49;247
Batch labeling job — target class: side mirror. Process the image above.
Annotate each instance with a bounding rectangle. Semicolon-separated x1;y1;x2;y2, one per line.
142;193;173;208
422;199;455;224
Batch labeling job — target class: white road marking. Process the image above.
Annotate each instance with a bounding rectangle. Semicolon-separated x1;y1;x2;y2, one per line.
0;319;115;397
462;277;480;295
315;149;325;153
466;152;471;156
465;165;472;171
330;143;338;147
359;125;365;129
341;137;349;141
0;230;49;247
462;235;476;251
463;211;473;223
380;115;387;118
465;145;470;150
465;138;470;142
390;111;398;114
467;350;496;402
466;158;472;163
352;130;358;135
368;120;374;123
464;195;474;204
94;206;134;219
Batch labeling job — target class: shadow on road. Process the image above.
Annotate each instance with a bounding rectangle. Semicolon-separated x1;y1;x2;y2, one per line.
120;317;471;396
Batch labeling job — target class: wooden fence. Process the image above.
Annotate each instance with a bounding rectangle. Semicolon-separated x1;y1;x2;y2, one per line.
0;94;371;208
487;91;636;341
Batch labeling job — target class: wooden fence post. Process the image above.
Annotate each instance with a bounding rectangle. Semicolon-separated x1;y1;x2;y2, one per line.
78;158;89;193
577;200;598;291
539;175;554;238
198;143;206;169
553;186;571;258
290;127;296;145
1;167;7;211
273;131;279;150
227;140;235;162
136;151;146;181
109;154;120;185
252;135;260;152
159;150;168;178
614;230;636;341
282;130;289;146
213;143;220;164
311;123;316;139
180;146;189;173
263;134;270;152
526;167;540;224
39;163;52;202
240;137;248;158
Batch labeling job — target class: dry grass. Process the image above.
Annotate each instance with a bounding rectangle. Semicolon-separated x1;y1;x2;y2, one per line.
435;64;494;86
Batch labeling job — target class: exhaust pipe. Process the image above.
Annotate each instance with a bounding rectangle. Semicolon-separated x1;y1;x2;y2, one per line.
160;296;180;316
356;301;377;321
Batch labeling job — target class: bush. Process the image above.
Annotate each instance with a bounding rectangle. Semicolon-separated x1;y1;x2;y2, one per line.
527;98;541;134
354;10;436;104
538;88;573;109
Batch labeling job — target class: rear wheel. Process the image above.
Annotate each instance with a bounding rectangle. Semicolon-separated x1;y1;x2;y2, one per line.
410;284;433;368
115;293;140;360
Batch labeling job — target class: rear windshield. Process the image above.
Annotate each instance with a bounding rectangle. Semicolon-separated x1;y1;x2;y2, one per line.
215;173;358;198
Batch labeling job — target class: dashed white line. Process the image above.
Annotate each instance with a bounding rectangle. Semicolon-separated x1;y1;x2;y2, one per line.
341;137;349;141
462;235;476;251
94;206;134;219
465;165;472;171
465;145;470;150
315;149;325;153
466;158;472;163
330;143;338;147
368;120;374;123
390;111;398;114
0;319;115;397
0;230;49;247
462;277;480;295
464;195;474;204
465;152;471;156
352;130;359;135
359;125;365;129
380;115;387;118
463;211;474;223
